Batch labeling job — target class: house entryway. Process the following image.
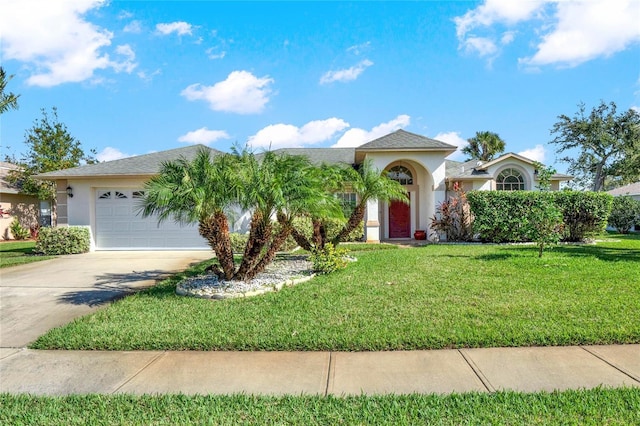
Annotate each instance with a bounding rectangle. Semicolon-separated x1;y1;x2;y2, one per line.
388;193;411;238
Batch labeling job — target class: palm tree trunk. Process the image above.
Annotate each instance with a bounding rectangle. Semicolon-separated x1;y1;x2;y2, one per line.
236;211;272;280
199;212;235;280
331;203;365;246
290;226;313;251
244;223;292;280
312;218;326;250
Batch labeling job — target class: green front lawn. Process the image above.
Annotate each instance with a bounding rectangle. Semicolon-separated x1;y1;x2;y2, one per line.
0;241;55;268
32;234;640;351
2;388;639;425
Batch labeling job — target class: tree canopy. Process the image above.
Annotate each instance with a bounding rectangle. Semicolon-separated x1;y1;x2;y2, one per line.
550;101;640;191
462;131;506;162
5;107;96;201
0;67;20;115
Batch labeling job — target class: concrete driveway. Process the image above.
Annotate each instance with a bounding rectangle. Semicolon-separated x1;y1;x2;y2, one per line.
0;251;212;348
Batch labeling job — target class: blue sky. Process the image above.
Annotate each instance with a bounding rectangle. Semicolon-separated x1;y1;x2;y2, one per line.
1;1;639;173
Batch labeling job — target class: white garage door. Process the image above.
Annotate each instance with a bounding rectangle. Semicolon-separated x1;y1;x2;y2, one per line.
95;189;208;250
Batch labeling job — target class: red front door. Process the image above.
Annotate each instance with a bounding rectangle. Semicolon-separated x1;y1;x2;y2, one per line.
388;194;410;238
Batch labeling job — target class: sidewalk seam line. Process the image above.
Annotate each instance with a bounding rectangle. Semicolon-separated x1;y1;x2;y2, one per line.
111;351;166;394
580;346;640;383
458;349;495;393
324;352;334;397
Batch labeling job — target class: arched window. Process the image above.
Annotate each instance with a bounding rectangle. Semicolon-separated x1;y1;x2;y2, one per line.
388;166;413;185
496;168;525;191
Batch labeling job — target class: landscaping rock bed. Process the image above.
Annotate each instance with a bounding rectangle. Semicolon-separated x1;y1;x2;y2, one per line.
176;256;315;300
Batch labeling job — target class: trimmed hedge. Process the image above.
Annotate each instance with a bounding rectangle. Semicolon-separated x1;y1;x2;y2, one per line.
291;216;364;244
554;191;613;242
35;226;91;255
466;191;612;243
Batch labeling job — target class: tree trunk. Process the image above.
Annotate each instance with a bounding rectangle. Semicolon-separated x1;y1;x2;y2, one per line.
593;161;605;191
244;223;292;280
312;219;326;250
290;225;313;251
331;203;366;246
236;211;272;280
199;213;235;280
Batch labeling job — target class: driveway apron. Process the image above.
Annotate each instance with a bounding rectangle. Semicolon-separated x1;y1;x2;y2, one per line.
0;251;211;348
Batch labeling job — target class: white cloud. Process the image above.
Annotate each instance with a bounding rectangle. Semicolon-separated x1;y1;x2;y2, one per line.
518;144;546;163
248;118;349;148
320;59;374;84
178;127;230;145
0;0;137;87
123;20;142;34
113;44;137;73
181;71;274;114
206;47;226;60
522;1;640;67
137;68;161;82
435;131;468;161
631;106;640;114
347;41;371;55
333;115;411;148
156;21;193;36
97;147;132;162
455;0;640;68
461;37;498;57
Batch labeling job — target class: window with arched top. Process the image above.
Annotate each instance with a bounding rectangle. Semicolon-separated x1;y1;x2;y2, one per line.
387;166;413;185
496;168;525;191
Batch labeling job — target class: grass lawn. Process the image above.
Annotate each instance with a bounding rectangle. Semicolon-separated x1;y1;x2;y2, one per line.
0;241;55;268
31;234;640;351
2;388;639;425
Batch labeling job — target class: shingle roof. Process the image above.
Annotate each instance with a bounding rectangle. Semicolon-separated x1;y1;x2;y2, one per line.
0;162;22;194
607;181;640;196
267;148;356;165
357;129;456;151
36;145;221;179
445;159;491;179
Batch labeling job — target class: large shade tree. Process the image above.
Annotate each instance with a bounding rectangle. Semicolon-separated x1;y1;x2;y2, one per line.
140;148;333;281
462;131;506;162
550;101;640;191
5;107;96;224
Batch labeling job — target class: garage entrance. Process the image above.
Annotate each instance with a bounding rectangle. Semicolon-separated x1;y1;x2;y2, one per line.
95;189;208;250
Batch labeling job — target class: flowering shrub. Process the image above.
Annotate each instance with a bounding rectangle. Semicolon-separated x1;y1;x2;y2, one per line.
35;226;90;255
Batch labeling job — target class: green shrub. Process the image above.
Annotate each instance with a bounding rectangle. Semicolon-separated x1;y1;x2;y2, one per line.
228;232;249;253
554;191;612;241
292;216;364;244
35;226;90;255
467;191;613;243
310;242;349;274
466;191;540;243
608;195;640;234
9;218;30;240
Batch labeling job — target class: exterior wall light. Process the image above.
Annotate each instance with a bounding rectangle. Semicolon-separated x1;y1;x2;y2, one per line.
66;186;74;198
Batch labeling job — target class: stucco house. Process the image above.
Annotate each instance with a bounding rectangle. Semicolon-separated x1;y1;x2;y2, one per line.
36;130;571;251
0;162;51;240
607;181;640;202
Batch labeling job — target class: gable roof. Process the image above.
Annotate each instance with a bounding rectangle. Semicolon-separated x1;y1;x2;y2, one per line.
445;153;572;181
36;145;221;179
607;181;640;196
357;129;456;151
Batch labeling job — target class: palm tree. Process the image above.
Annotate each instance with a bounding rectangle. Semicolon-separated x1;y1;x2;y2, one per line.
462;131;506;162
331;159;408;246
0;67;20;115
140;149;240;279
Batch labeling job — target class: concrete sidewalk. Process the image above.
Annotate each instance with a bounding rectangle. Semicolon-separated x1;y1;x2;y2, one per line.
1;345;638;396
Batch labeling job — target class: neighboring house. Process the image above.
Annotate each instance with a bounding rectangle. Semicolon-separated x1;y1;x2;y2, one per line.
0;162;51;240
36;130;571;251
607;181;640;202
607;181;640;232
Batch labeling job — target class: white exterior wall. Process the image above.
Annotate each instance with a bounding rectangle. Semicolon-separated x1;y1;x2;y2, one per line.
485;160;536;191
362;151;448;239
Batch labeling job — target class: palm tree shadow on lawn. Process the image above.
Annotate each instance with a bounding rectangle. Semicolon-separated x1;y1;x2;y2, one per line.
57;269;178;307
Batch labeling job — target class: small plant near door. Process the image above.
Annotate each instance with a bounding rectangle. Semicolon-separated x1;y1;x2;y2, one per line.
430;184;473;242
